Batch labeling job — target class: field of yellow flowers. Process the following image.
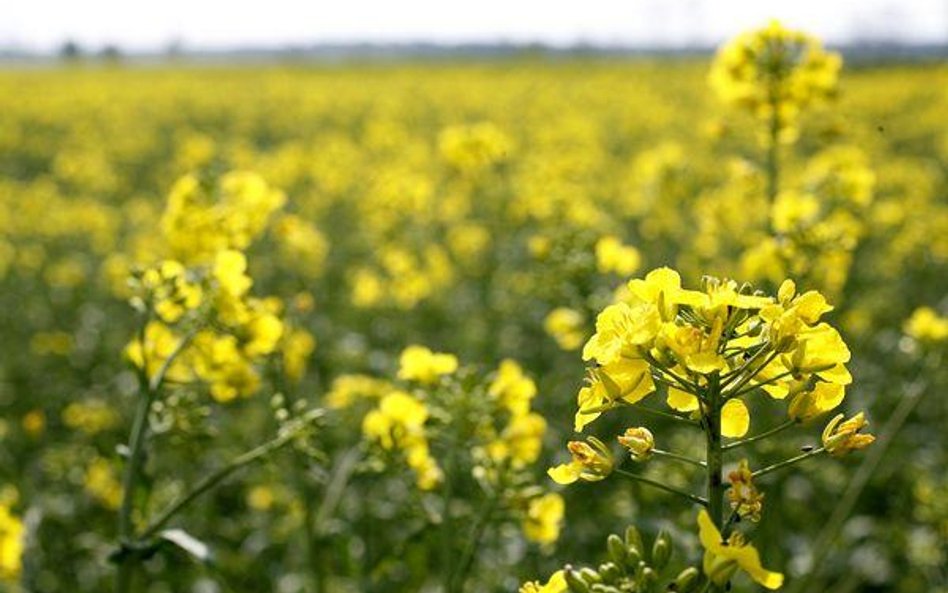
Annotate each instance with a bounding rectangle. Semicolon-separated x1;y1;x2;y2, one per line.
0;23;946;593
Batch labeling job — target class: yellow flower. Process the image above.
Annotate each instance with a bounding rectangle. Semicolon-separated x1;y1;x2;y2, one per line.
522;493;565;545
904;307;948;342
618;426;654;461
0;502;24;581
325;374;392;409
488;359;537;417
822;412;875;457
574;361;654;432
491;413;547;466
520;570;567;593
595;235;642;276
787;382;844;421
84;458;123;510
698;509;784;590
362;391;442;490
397;345;458;384
548;437;614;485
544;307;586;351
282;328;316;383
626;267;705;313
213;249;252;298
242;310;284;357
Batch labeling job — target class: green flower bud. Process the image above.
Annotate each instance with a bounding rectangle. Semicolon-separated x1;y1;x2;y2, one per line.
607;534;627;566
565;569;592;593
672;567;700;593
625;525;644;555
579;567;602;585
651;529;672;570
598;562;621;582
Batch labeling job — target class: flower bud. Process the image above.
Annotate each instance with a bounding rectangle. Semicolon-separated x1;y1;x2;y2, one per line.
607;534;627;566
822;412;875;457
618;427;654;462
625;525;644;555
598;562;621;582
673;567;701;593
565;568;591;593
651;529;672;569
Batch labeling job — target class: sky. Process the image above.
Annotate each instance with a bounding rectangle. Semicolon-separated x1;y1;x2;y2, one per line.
3;0;947;52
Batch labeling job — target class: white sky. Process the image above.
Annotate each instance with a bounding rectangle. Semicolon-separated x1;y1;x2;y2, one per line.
3;0;947;52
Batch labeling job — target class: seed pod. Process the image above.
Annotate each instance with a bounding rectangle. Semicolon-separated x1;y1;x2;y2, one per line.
625;525;644;555
651;529;672;570
672;567;700;593
607;534;627;566
565;569;592;593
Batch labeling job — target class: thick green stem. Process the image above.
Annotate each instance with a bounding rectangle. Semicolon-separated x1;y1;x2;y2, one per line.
706;374;725;529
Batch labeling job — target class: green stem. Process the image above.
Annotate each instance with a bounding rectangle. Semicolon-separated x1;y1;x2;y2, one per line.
614;469;708;507
450;490;500;592
140;409;324;540
752;447;825;479
115;328;196;593
652;449;706;468
723;420;797;451
706;373;724;529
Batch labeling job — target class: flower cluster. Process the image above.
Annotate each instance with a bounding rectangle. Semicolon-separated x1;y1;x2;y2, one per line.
124;172;315;402
709;20;841;142
570;267;851;440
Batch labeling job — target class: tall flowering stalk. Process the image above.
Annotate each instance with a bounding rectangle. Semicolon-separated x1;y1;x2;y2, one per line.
535;268;874;592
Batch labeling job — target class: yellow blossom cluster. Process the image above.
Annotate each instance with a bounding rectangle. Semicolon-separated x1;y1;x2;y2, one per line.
709;20;841;142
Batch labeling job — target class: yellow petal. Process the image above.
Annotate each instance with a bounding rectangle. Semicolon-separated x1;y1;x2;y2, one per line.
697;509;724;553
729;542;785;589
667;387;699;412
721;398;750;438
547;462;581;485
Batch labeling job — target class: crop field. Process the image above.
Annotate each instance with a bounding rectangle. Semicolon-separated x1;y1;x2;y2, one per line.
0;24;946;593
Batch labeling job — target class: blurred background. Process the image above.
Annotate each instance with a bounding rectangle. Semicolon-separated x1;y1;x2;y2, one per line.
0;2;946;593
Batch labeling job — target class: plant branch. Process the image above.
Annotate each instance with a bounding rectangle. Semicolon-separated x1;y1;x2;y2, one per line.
752;447;825;479
614;469;708;507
